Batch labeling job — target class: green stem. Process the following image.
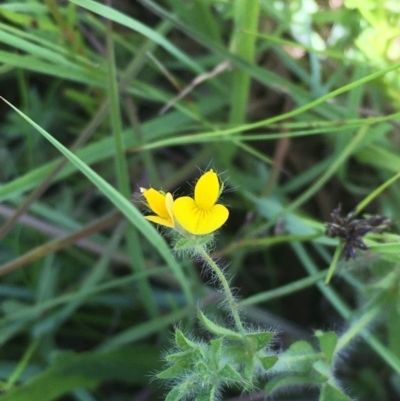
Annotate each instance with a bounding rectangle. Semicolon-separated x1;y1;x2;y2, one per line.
196;244;245;335
106;16;158;318
4;338;39;390
229;0;260;125
325;243;343;285
335;303;382;353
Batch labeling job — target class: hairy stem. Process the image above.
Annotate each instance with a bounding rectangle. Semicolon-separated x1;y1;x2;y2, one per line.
196;244;245;335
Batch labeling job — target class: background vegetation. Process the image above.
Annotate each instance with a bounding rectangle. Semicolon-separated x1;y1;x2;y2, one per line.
1;0;400;400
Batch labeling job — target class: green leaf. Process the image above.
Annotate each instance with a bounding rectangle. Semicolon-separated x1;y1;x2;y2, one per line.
166;350;196;362
258;355;278;371
265;375;325;397
174;235;214;250
157;361;189;380
315;331;338;363
0;96;225;203
196;361;209;375
243;356;256;383
319;383;353;401
245;331;275;351
197;234;214;246
272;340;319;374
195;388;215;401
224;345;247;365
174;237;197;250
175;329;198;349
69;0;205;75
357;145;400;174
0;98;192;304
388;305;400;360
197;311;242;339
219;364;243;383
0;347;159;401
165;386;184;401
209;338;223;367
312;360;331;380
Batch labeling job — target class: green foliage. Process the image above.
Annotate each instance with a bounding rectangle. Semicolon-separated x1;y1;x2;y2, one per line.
1;0;400;400
174;234;214;252
0;346;159;401
266;332;353;400
158;320;277;400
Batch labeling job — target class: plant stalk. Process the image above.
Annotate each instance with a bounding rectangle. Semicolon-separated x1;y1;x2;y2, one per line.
196;244;245;335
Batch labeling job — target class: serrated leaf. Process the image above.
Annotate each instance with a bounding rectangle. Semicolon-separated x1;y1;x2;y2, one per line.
175;329;198;349
245;331;275;351
219;364;243;383
265;374;325;397
319;383;353;401
197;311;242;339
315;331;338;362
258;355;278;371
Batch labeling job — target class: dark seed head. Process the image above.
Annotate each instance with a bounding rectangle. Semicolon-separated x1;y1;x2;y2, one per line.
325;205;390;260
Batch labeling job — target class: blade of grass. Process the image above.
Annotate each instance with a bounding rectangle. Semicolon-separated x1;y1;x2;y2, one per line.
3;338;39;390
0;211;121;277
0;50;104;85
97;305;193;351
106;15;158;318
229;0;260;125
1;97;193;306
0;19;173;240
32;221;127;337
240;269;327;307
138;0;400;122
0;101;109;240
70;0;206;75
0;267;169;329
0;95;226;202
324;244;343;285
248;125;369;233
292;241;400;375
355;171;400;214
0;17;94;65
357;144;400;173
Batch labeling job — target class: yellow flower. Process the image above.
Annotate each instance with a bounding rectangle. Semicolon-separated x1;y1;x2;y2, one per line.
173;170;229;235
141;188;174;228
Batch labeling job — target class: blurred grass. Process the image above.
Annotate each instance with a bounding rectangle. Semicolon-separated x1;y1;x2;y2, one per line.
1;0;400;400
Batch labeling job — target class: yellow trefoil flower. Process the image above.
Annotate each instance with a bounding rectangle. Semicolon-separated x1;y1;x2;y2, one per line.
173;170;229;235
141;188;174;228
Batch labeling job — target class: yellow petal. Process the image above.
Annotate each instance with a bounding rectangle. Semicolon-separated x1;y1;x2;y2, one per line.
173;196;229;235
194;170;220;209
145;215;174;228
165;192;174;225
141;188;170;219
